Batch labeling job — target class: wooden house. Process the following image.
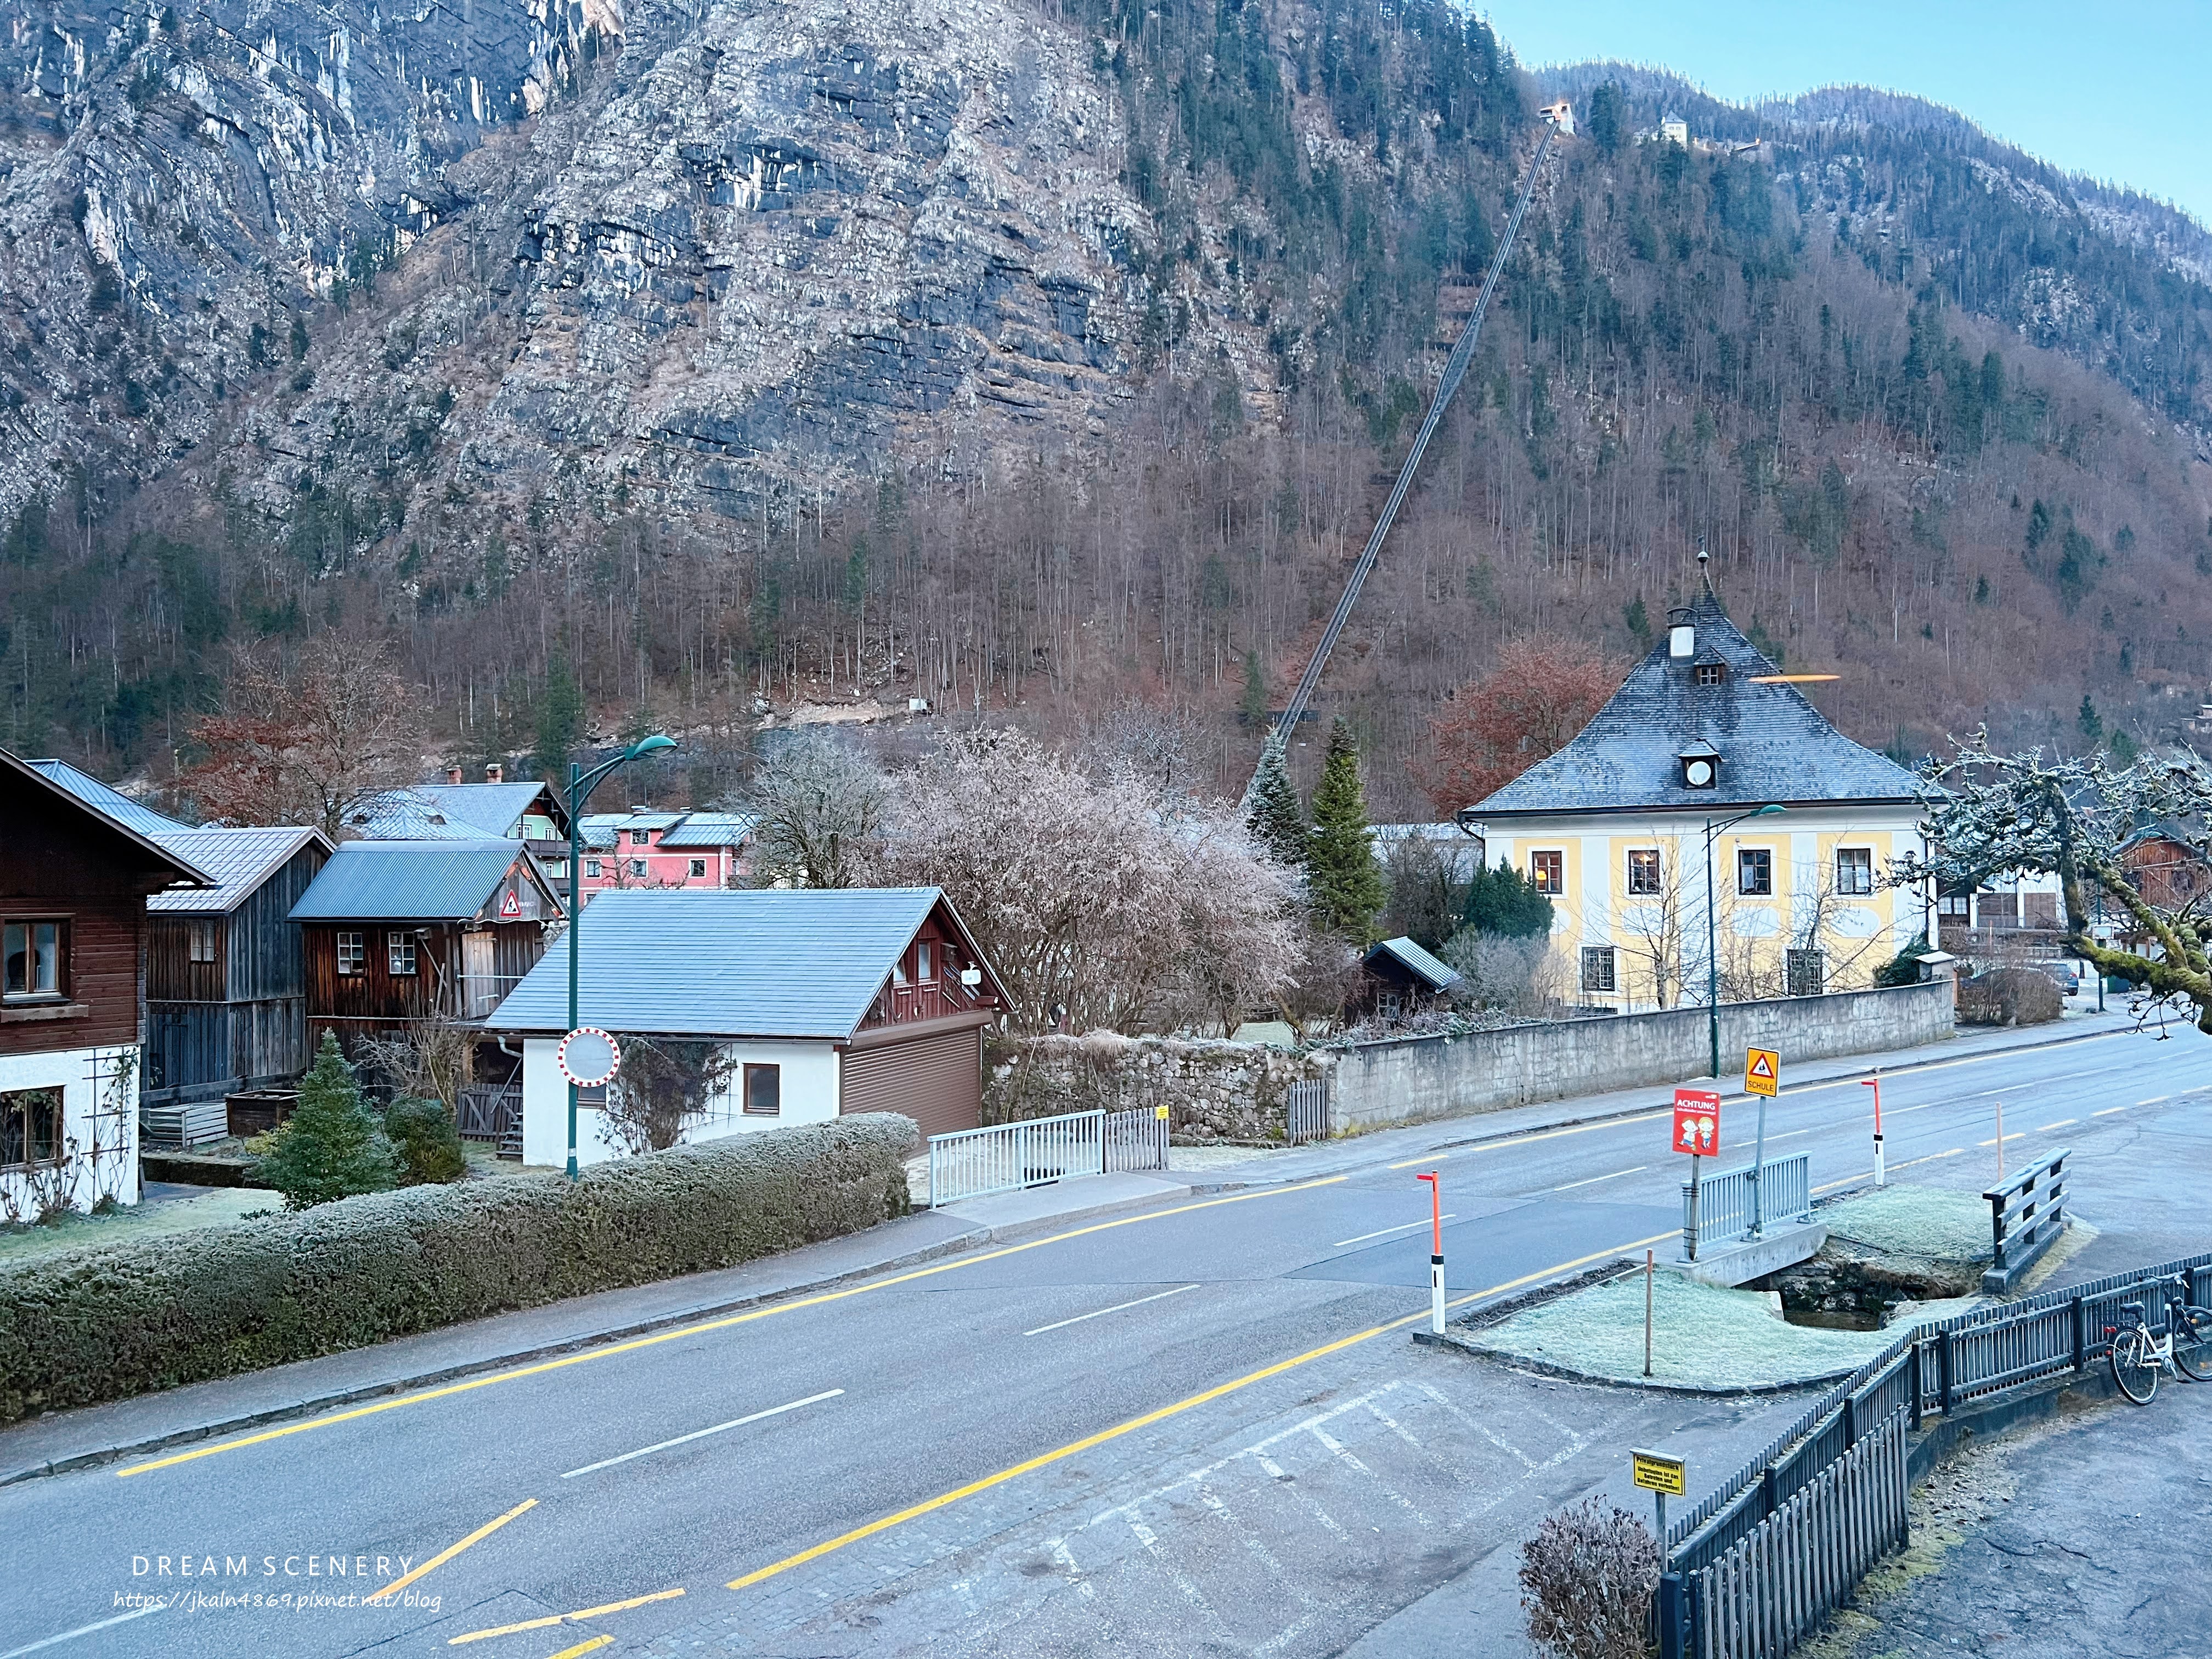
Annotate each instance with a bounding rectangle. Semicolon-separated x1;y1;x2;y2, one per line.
289;841;564;1068
140;826;331;1137
488;887;1007;1166
1356;936;1464;1025
1;748;210;1215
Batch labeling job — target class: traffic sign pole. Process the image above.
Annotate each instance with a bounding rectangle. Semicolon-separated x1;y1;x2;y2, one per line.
1417;1172;1444;1334
1743;1048;1781;1239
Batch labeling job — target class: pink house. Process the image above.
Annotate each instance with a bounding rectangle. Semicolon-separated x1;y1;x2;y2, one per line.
575;811;756;900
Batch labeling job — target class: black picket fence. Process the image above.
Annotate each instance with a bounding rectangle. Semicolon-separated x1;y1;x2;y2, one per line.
1656;1249;2212;1658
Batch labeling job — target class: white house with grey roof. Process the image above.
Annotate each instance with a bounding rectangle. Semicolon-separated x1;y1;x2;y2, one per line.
1464;583;1934;1013
488;888;1006;1167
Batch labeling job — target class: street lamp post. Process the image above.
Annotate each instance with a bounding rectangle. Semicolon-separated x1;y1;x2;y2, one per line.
564;733;678;1181
1703;803;1785;1235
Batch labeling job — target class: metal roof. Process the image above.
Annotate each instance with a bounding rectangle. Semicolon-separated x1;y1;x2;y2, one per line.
26;758;195;838
657;812;757;849
1472;585;1925;819
1366;936;1463;992
342;788;486;841
488;887;960;1039
148;826;330;913
5;748;212;891
414;782;563;837
290;840;544;921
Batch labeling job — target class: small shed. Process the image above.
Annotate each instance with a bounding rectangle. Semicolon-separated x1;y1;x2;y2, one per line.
486;887;1006;1167
1357;936;1464;1024
289;840;563;1059
142;826;332;1121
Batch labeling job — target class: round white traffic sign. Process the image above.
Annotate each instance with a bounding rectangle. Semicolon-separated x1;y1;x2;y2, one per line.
557;1026;620;1088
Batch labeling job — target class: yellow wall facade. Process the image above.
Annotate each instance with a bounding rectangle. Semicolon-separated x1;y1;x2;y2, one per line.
1479;806;1932;1013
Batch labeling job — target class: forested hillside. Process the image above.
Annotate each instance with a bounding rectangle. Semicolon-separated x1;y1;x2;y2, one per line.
2;0;2208;817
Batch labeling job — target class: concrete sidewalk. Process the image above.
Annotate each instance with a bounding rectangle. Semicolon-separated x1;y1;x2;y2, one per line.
0;1008;2123;1488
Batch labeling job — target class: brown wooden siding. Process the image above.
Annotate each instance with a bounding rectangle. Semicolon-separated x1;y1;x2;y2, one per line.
146;916;227;1002
303;919;549;1041
854;906;1001;1034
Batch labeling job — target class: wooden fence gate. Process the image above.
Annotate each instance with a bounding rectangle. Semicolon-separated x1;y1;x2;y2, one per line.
1689;1408;1909;1658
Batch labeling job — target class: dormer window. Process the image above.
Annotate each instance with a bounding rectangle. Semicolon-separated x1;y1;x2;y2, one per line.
1694;662;1726;687
1679;744;1721;789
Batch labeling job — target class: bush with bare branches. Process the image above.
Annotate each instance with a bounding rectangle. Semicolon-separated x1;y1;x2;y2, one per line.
1517;1498;1662;1659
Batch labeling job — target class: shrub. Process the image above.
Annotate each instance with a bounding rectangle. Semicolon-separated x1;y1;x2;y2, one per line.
384;1097;466;1186
1518;1498;1661;1659
0;1114;916;1423
1956;967;2062;1027
252;1032;399;1210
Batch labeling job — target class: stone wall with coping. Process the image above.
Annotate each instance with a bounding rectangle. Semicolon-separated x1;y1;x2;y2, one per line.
984;1033;1329;1143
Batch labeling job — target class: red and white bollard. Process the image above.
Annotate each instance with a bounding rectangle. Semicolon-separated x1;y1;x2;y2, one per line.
1417;1171;1444;1334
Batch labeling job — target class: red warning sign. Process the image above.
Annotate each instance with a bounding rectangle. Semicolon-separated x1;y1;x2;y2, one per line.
1671;1088;1722;1156
499;885;522;919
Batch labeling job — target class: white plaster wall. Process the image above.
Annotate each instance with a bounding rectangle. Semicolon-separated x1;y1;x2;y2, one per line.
0;1043;140;1216
520;1035;842;1169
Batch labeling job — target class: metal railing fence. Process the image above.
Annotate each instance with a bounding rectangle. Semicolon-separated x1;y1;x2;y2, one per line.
1103;1106;1170;1175
1687;1409;1909;1659
1684;1153;1810;1254
1657;1249;2212;1657
1285;1078;1330;1144
929;1106;1171;1208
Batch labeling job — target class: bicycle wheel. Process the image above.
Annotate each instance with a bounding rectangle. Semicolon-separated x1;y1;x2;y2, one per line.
2173;1308;2212;1382
2112;1328;2160;1404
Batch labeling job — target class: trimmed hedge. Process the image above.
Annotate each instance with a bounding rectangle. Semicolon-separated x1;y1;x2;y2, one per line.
0;1114;916;1424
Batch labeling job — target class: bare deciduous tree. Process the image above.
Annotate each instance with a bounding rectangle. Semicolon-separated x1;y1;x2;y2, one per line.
180;639;427;837
740;730;888;888
354;1009;472;1112
605;1037;738;1154
1517;1498;1662;1659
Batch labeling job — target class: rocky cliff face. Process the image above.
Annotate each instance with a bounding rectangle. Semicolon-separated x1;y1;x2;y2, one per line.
0;0;617;520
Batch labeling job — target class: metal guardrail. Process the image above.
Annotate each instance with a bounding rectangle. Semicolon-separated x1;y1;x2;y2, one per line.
1684;1409;1909;1659
1682;1153;1810;1255
928;1107;1167;1209
1657;1249;2212;1658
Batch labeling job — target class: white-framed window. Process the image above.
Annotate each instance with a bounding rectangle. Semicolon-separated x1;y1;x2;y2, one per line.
1694;662;1726;687
1581;946;1617;994
188;919;218;963
585;858;603;879
1787;949;1826;997
2;918;64;999
916;940;934;982
631;829;650;846
336;930;365;975
1626;849;1661;895
1530;850;1564;895
387;933;417;976
743;1063;781;1116
1737;848;1774;896
1835;847;1874;896
629;859;648;878
689;858;707;878
1938;891;1971;918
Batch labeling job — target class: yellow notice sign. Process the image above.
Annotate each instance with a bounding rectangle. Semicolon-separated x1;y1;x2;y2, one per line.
1632;1449;1686;1497
1155;1105;1171;1120
1745;1047;1781;1098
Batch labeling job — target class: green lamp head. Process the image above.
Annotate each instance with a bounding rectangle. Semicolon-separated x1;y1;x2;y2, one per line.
625;734;678;760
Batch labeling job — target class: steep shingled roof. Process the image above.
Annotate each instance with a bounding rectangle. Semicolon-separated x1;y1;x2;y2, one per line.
1472;585;1924;819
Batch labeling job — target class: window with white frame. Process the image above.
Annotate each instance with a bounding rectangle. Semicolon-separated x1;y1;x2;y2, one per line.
1530;850;1565;895
387;933;417;975
1581;946;1617;994
689;858;707;878
629;859;648;878
916;940;934;981
585;858;603;879
1626;849;1662;895
1835;847;1874;896
631;829;650;846
336;930;365;975
2;918;64;1000
188;919;218;963
1737;847;1774;896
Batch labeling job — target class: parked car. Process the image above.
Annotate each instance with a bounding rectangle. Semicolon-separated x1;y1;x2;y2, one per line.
2034;961;2081;996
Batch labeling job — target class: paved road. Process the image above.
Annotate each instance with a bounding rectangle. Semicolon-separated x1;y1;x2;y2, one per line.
3;1023;2205;1659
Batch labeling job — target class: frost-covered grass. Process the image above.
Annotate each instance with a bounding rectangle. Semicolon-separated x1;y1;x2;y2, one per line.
0;1186;272;1268
1463;1271;1957;1390
1821;1184;1993;1262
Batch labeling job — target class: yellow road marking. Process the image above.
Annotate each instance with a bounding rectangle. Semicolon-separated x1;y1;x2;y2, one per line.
364;1498;536;1605
724;1228;1677;1594
450;1587;686;1645
1813;1172;1873;1194
544;1638;612;1659
1976;1133;2027;1147
1889;1148;1963;1171
2036;1120;2075;1133
1389;1112;1669;1169
115;1177;1346;1478
2096;1106;2130;1116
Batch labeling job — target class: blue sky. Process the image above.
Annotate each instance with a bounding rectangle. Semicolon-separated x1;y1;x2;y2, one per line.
1474;1;2212;226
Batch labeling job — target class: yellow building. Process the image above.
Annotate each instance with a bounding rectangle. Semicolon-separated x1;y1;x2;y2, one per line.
1466;581;1932;1013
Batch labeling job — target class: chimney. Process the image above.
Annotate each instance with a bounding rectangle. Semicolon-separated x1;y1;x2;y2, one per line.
447;766;464;786
485;762;504;784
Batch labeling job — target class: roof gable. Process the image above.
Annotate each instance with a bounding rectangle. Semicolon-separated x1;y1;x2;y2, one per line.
26;757;195;838
3;748;212;891
1472;586;1924;818
488;887;994;1040
1365;935;1463;992
148;826;331;913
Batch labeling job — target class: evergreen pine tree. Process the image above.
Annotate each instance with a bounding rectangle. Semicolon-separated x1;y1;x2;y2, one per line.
1463;860;1555;939
255;1031;400;1210
2076;695;2102;746
1306;718;1387;945
1245;732;1307;872
1239;649;1270;727
534;649;584;782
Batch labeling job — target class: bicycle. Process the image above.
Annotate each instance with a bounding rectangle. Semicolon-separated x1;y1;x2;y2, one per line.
2107;1274;2212;1404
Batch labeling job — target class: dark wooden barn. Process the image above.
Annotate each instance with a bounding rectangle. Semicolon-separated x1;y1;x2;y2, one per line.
141;826;331;1130
289;840;563;1068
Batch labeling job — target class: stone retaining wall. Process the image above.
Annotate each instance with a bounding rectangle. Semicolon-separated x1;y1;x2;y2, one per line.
984;1033;1328;1143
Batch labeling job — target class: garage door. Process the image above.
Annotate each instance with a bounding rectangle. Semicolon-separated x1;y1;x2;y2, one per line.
840;1025;983;1139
